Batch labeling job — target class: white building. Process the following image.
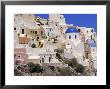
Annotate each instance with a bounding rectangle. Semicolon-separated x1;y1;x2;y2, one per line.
39;51;62;66
42;25;55;37
87;39;97;69
65;27;80;40
49;14;67;34
64;28;85;63
49;14;66;25
77;27;95;41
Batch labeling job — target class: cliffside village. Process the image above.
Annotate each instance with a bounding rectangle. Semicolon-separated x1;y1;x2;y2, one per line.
14;14;97;76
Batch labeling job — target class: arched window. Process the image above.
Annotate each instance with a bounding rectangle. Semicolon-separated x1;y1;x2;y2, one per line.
61;27;63;29
60;16;63;19
50;29;51;31
49;57;51;63
42;58;44;63
35;31;37;34
37;37;39;41
40;60;41;63
69;35;71;39
75;35;77;39
91;35;92;39
22;29;24;34
78;29;80;32
14;27;16;30
18;55;20;58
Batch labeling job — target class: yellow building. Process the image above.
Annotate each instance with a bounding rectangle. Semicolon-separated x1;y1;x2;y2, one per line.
26;27;45;41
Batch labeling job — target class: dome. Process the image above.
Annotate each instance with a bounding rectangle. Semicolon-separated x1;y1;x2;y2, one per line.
65;28;79;33
87;39;96;47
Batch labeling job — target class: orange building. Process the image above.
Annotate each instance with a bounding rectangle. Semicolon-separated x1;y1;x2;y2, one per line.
19;36;30;44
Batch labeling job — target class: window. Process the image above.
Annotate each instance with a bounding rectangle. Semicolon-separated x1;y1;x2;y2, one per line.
49;57;51;63
22;29;24;34
50;29;51;31
91;35;92;39
38;24;40;26
31;31;32;34
18;55;20;58
35;31;37;34
14;27;16;30
33;31;34;34
42;58;44;63
91;29;93;33
87;53;88;59
47;22;48;25
41;31;43;35
37;37;39;41
47;19;49;25
75;35;77;39
56;24;57;26
87;31;88;33
69;35;71;39
78;29;80;32
40;60;41;63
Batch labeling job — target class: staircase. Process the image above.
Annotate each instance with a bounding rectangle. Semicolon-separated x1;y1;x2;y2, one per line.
42;63;57;76
56;53;77;76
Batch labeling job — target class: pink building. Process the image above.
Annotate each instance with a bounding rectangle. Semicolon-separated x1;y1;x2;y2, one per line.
14;48;28;65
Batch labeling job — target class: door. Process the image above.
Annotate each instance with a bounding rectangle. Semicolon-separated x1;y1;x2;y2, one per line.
37;37;39;41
